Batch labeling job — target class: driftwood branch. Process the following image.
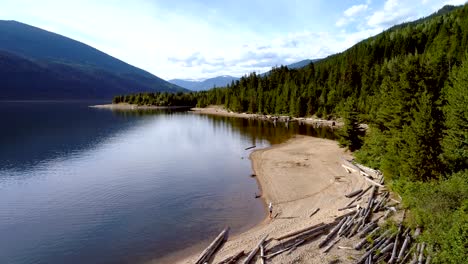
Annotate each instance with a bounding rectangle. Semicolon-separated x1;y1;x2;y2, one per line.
242;235;268;264
275;222;326;241
309;208;320;217
195;227;229;264
216;250;245;264
346;185;372;207
345;189;363;198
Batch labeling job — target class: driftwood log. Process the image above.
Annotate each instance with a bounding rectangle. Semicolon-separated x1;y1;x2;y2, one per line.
318;217;347;248
346;185;372;207
275;222;326;240
195;227;229;264
345;189;363;198
242;235;268;264
216;250;245;264
309;208;320;217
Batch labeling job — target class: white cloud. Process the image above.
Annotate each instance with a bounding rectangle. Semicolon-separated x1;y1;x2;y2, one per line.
344;4;369;17
367;0;415;29
336;4;368;27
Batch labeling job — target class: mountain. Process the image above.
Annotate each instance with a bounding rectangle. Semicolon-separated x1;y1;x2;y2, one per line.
169;59;320;91
0;20;185;100
286;59;317;69
259;58;320;77
169;75;239;91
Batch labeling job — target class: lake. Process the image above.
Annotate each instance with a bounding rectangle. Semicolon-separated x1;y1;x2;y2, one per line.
0;102;336;264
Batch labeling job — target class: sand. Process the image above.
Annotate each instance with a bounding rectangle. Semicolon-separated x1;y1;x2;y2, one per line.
176;135;370;264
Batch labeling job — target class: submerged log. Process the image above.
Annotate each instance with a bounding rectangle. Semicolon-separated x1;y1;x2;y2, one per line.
195;227;230;264
242;235;268;264
245;145;256;150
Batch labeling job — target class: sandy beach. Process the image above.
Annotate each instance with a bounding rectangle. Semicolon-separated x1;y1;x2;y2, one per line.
175;136;371;264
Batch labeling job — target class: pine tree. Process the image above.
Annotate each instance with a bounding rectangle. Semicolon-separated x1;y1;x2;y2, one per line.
441;56;468;172
338;99;363;151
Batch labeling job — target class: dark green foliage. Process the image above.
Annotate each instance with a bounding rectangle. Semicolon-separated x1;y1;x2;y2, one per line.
441;57;468;172
338;99;363;151
112;92;198;107
400;171;468;263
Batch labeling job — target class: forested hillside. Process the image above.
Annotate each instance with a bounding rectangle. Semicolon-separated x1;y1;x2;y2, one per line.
116;5;468;262
0;20;184;99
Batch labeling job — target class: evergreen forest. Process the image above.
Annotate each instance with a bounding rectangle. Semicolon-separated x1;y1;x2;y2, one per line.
114;5;467;262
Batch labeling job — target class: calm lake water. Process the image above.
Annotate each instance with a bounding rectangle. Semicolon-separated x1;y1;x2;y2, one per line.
0;102;336;264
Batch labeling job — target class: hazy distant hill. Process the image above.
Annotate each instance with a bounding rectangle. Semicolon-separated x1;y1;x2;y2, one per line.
169;75;239;91
169;59;320;91
0;20;185;100
286;59;316;69
259;59;320;77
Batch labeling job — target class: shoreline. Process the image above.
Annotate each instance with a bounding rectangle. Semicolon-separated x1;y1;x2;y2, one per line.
90;103;192;110
174;135;370;264
190;106;343;128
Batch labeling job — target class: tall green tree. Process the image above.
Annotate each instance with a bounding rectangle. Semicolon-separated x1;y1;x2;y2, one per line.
338;99;363;151
441;56;468;172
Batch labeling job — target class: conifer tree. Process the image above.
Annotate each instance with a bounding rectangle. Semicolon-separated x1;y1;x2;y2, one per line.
338;98;363;151
442;56;468;172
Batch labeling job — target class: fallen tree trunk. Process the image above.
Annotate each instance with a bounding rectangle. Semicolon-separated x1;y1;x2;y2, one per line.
195;227;230;264
322;238;340;253
242;235;268;264
318;217;347;248
275;222;326;241
260;245;265;264
338;204;357;211
345;189;363;198
397;234;411;262
346;185;372;207
216;250;245;264
363;176;385;187
335;210;358;221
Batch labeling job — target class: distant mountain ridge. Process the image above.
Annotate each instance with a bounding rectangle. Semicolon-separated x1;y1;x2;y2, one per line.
0;20;185;100
169;75;239;91
171;59;319;91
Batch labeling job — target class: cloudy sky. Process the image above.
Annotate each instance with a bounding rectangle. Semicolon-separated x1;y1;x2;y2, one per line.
0;0;466;80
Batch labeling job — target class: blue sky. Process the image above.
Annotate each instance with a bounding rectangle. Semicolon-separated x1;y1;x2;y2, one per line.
0;0;466;80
